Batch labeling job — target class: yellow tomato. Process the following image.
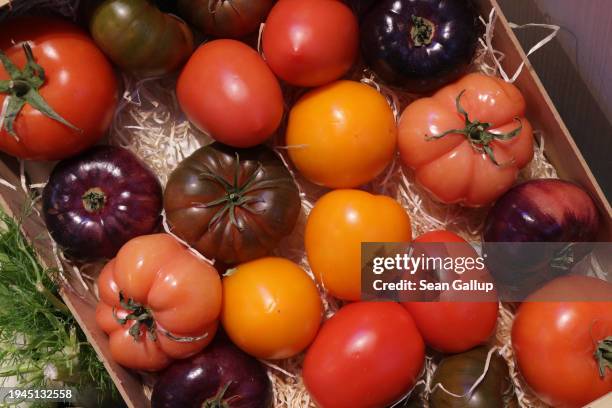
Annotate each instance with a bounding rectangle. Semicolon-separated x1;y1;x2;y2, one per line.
286;80;397;188
305;189;412;301
221;257;323;359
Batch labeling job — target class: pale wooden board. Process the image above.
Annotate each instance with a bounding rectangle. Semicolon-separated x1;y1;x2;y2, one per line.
0;0;10;8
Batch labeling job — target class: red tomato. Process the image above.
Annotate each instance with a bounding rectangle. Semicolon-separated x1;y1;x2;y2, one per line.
512;275;612;408
402;230;499;353
177;39;283;147
262;0;358;87
303;302;425;408
0;17;118;160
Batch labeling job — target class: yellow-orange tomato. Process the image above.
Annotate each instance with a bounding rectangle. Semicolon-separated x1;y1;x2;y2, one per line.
286;80;397;188
95;234;221;371
398;73;534;207
221;257;323;359
305;190;412;301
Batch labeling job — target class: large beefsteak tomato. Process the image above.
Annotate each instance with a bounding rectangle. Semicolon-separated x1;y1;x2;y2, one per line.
398;73;533;206
95;234;221;371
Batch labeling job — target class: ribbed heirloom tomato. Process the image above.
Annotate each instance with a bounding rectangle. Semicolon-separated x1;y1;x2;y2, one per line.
96;234;222;371
0;17;117;160
177;39;283;147
398;73;534;206
221;257;323;359
402;230;499;353
303;302;425;408
287;81;397;188
305;189;412;301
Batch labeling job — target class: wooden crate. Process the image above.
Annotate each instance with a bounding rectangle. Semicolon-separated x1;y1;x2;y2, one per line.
0;0;610;407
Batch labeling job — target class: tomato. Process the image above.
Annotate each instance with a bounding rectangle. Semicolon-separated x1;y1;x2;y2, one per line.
303;302;425;408
221;257;322;359
90;0;194;77
262;0;358;87
178;0;274;38
0;17;117;161
287;80;397;188
177;39;283;148
512;275;612;408
430;347;514;408
305;189;412;301
95;234;222;371
402;230;499;353
398;73;534;206
164;143;301;264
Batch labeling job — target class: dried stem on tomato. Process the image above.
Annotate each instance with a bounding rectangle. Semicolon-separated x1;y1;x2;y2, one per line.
425;90;522;166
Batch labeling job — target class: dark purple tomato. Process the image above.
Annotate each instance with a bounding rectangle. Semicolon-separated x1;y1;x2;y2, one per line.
151;338;272;408
164;142;301;265
343;0;377;17
482;179;600;298
361;0;479;93
43;146;162;261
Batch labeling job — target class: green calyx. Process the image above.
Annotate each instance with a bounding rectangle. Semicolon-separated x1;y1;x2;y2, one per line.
202;381;233;408
0;43;80;138
426;90;523;166
114;292;157;342
411;15;435;46
197;153;270;231
595;336;612;378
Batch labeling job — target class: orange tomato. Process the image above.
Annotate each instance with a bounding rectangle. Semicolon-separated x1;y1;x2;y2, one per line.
398;73;534;206
305;189;412;301
95;234;221;371
221;257;323;359
287;80;397;188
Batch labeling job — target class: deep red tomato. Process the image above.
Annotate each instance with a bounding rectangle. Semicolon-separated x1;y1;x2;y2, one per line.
177;39;283;147
262;0;359;87
303;302;425;408
0;17;118;160
512;275;612;408
402;230;499;353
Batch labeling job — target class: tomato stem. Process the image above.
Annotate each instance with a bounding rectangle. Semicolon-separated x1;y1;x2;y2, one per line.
82;188;106;213
411;15;435;46
0;43;80;139
196;152;269;231
202;381;233;408
594;336;612;378
425;90;523;166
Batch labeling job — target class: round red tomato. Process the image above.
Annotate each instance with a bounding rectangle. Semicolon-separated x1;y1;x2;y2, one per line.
512;275;612;408
177;39;283;148
303;302;425;408
402;230;499;353
0;17;118;160
262;0;358;87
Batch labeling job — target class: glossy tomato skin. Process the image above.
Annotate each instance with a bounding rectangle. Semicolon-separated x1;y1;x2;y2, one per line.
287;81;397;188
303;302;425;408
95;234;222;371
43;146;162;261
483;180;600;294
151;337;272;408
305;190;412;301
178;0;274;38
262;0;358;87
164;143;301;265
430;347;513;408
177;40;283;147
402;231;498;353
361;0;479;93
512;275;612;408
398;73;534;206
0;17;117;160
221;257;322;359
